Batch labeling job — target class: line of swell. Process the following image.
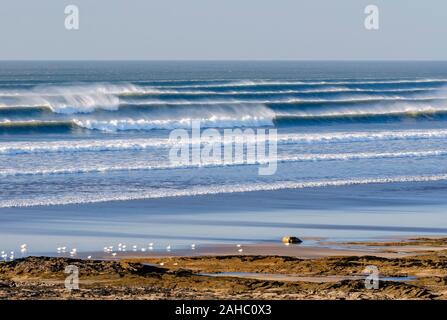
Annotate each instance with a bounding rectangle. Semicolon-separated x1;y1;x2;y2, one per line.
116;87;442;97
0;116;275;133
149;79;447;88
2;174;447;208
2;150;447;177
1;129;447;152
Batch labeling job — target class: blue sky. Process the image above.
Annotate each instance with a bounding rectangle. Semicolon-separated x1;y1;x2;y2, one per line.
0;0;446;60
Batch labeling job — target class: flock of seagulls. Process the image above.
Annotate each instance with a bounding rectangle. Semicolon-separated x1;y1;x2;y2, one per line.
1;243;28;261
1;242;248;262
56;246;67;254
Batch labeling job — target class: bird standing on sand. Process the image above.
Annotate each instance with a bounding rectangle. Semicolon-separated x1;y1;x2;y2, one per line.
166;245;171;251
191;244;196;250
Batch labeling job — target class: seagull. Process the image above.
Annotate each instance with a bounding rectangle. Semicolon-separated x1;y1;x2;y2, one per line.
148;243;154;247
191;244;196;250
132;245;137;252
61;247;67;253
141;248;146;252
166;245;171;251
69;248;77;256
236;244;241;248
87;255;92;259
238;248;243;253
160;262;165;266
112;252;117;257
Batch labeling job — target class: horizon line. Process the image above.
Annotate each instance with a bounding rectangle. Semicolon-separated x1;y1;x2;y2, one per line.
0;59;447;62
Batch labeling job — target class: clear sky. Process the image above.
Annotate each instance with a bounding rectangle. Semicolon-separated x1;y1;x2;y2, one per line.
0;0;446;60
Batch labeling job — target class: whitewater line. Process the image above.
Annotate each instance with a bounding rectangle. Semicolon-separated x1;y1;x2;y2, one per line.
2;150;447;177
2;173;447;208
2;129;447;155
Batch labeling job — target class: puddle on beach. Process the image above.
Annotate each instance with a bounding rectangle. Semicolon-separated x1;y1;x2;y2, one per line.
200;272;417;283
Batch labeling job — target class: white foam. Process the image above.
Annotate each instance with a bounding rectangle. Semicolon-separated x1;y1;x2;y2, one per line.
0;81;445;114
2;174;447;208
278;101;447;118
121;87;439;96
0;83;142;114
2;150;446;177
120;95;447;107
73;116;274;132
155;79;447;89
1;129;447;155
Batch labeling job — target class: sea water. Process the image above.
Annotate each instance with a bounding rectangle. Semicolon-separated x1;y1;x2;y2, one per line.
0;61;447;253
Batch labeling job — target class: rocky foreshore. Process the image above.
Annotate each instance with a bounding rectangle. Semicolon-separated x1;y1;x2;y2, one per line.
0;238;446;300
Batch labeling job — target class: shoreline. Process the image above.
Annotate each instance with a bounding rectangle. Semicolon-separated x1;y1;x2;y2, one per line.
1;237;446;300
28;235;447;261
2;181;447;254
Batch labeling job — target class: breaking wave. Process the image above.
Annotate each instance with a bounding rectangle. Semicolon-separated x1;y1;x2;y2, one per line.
2;174;447;208
2;150;447;177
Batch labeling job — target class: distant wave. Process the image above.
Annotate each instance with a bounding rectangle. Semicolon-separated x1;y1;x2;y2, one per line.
1;87;438;99
119;96;447;107
1;105;447;133
0;80;446;115
0;120;78;133
0;83;141;114
2;150;446;177
152;79;447;89
1;129;447;155
118;87;440;96
3;96;447;118
74;116;274;132
2;174;447;208
3;95;446;110
0;117;273;133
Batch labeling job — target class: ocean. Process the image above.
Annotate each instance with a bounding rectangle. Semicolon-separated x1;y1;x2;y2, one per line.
1;61;447;254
